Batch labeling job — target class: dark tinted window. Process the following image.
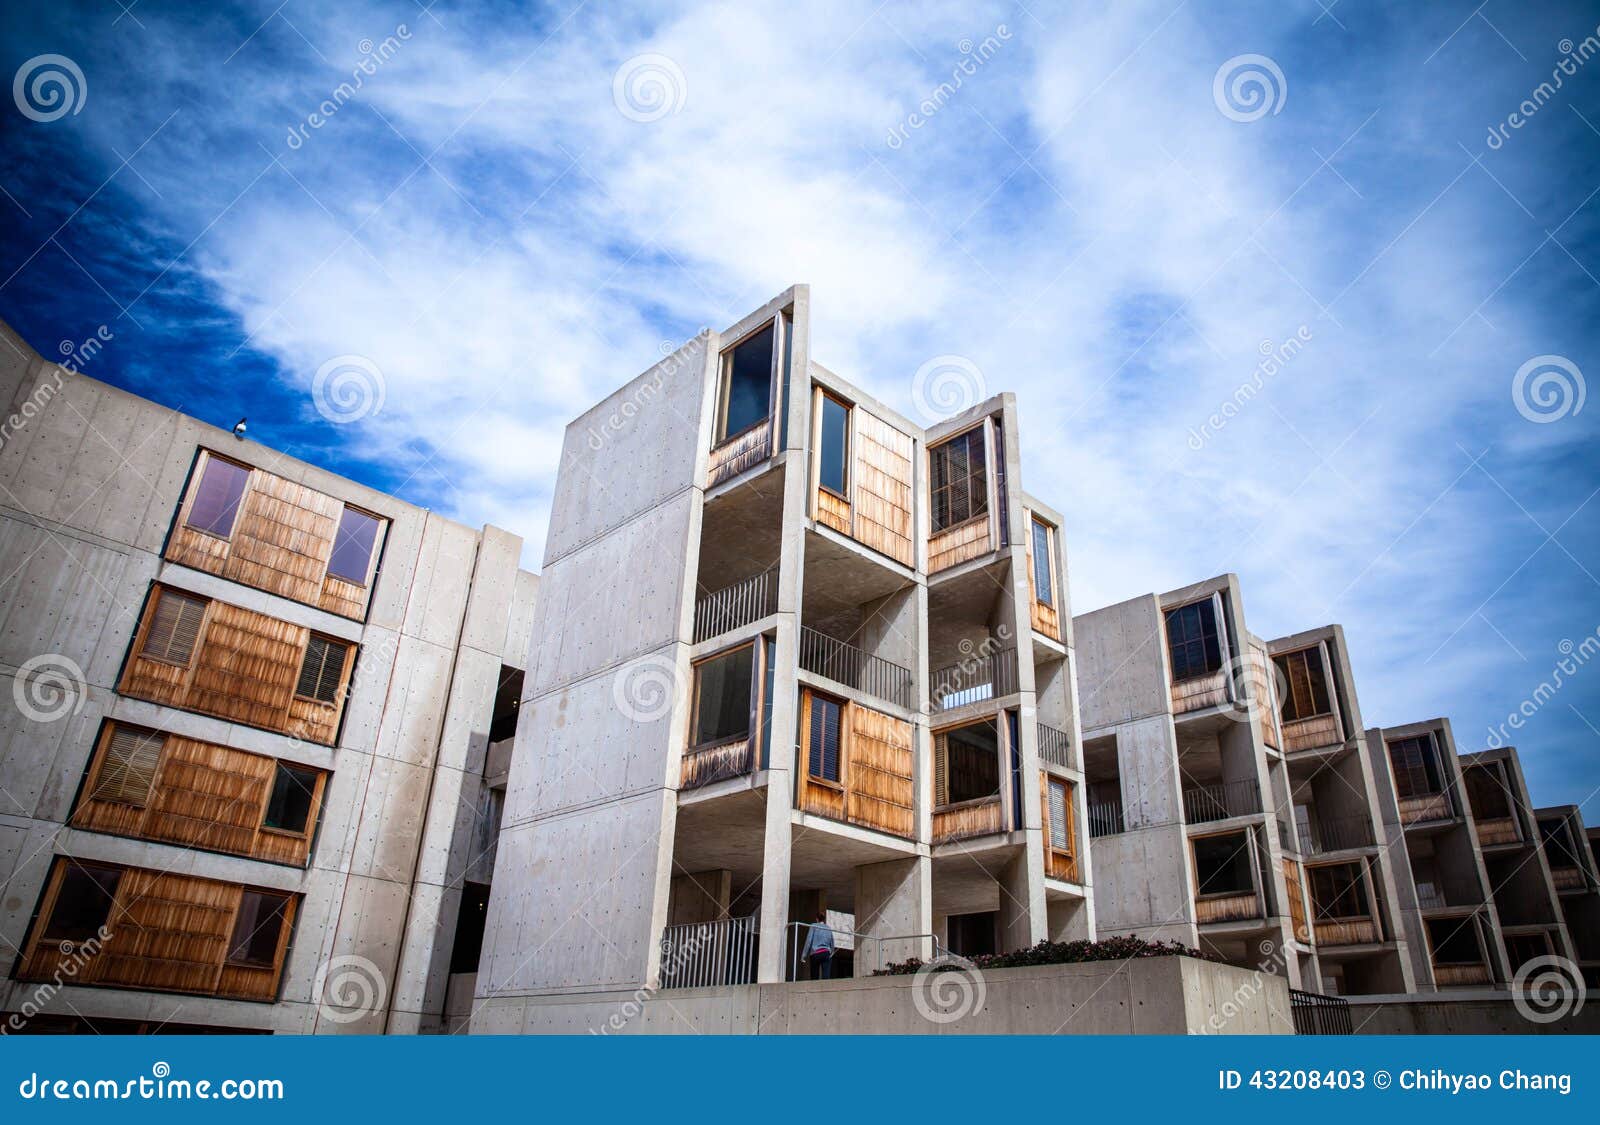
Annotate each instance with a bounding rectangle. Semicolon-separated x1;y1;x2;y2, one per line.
818;395;849;495
1388;736;1443;798
807;694;842;781
227;891;289;967
1426;917;1482;964
1165;599;1222;681
450;881;492;973
1309;863;1368;918
929;428;987;532
328;507;381;584
944;720;1000;804
262;764;319;834
296;636;349;703
719;325;774;438
692;646;753;746
43;864;120;943
1031;520;1053;607
1193;833;1254;895
187;456;251;538
1275;648;1331;721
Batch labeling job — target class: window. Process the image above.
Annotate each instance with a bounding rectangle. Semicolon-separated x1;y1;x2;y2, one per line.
1540;818;1580;867
690;645;754;747
449;881;492;973
327;507;381;584
929;427;988;533
1425;917;1482;964
817;393;850;496
946;911;997;958
1504;933;1551;968
227;890;290;967
1047;777;1072;851
1193;832;1254;896
1274;647;1331;722
1463;764;1511;820
186;455;251;538
807;693;843;783
716;323;775;440
934;719;1000;806
140;588;207;666
1309;863;1369;919
42;864;120;943
90;725;165;807
1388;735;1443;798
296;636;350;704
262;763;320;834
1031;518;1054;608
1165;598;1223;682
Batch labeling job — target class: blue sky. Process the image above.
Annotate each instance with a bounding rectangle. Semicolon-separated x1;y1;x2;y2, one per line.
2;1;1598;815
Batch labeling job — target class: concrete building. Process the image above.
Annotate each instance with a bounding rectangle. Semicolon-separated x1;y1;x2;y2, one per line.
471;286;1092;1032
1074;577;1413;995
1534;805;1600;987
0;321;537;1033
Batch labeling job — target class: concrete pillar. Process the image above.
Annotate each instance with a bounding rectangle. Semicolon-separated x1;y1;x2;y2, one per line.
997;850;1046;951
855;855;933;970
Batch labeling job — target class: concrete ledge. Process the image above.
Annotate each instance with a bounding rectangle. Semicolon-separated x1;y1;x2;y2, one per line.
473;955;1292;1035
1348;991;1600;1034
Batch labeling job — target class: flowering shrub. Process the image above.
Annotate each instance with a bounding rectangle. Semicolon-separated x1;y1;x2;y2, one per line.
874;935;1211;975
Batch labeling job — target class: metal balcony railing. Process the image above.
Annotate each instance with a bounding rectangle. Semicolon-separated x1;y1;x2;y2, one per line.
929;648;1017;713
693;571;778;643
798;627;915;710
1294;813;1376;855
1182;779;1263;824
1413;876;1484;911
659;914;759;990
1291;989;1353;1035
1088;799;1125;838
1037;722;1072;769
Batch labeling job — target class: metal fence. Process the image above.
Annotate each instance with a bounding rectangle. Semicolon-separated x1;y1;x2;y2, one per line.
1088;799;1125;838
1182;779;1263;824
659;915;759;990
693;571;778;643
798;626;915;709
930;648;1018;713
1037;722;1072;769
1296;813;1375;855
1290;988;1353;1035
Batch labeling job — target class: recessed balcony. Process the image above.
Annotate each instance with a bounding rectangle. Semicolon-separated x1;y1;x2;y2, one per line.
1182;779;1263;825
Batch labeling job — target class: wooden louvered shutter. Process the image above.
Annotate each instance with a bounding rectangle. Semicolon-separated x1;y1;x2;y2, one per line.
807;695;840;782
91;726;164;806
1048;779;1069;850
933;733;949;806
296;637;347;703
143;590;206;665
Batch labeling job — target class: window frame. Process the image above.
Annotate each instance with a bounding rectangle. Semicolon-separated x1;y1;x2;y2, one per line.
688;641;757;752
180;450;254;542
1190;829;1260;900
294;634;354;707
803;688;846;790
38;860;122;945
1030;516;1056;609
1045;775;1075;856
813;388;852;501
83;723;167;809
1164;595;1225;683
1275;645;1334;723
928;423;991;535
1307;860;1371;921
1388;734;1444;799
325;504;385;588
714;319;780;445
224;889;294;970
932;717;1002;809
258;761;326;839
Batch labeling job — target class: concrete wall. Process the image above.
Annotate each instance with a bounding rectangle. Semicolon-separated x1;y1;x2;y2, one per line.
0;321;533;1034
1349;993;1600;1034
475;955;1291;1035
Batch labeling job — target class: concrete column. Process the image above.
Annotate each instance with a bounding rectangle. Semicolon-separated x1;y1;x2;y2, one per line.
855;855;933;970
997;850;1046;951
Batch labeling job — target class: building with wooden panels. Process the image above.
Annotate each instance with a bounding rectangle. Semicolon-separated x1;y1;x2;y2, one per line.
0;320;538;1034
471;285;1093;1032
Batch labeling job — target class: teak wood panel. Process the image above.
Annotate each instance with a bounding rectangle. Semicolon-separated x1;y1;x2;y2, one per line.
814;487;852;535
168;451;386;620
1195;891;1261;924
1025;522;1061;640
932;796;1003;844
708;418;773;487
1170;668;1229;714
1432;963;1491;986
850;411;915;566
928;516;992;574
18;860;296;1003
72;724;325;866
1313;917;1381;947
120;586;353;745
1474;816;1520;846
796;693;914;840
1282;714;1342;753
1399;792;1453;825
1247;646;1279;749
1282;859;1310;943
1040;771;1080;882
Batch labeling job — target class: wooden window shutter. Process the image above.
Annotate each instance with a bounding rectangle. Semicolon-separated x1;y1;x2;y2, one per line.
91;727;164;806
296;636;348;704
143;589;207;665
1048;779;1069;850
933;733;949;806
807;694;841;782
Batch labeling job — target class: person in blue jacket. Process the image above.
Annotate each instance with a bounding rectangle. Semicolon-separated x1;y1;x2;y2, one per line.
803;911;836;979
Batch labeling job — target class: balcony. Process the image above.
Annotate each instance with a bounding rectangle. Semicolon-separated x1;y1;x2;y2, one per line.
1196;891;1262;924
1088;798;1125;838
1171;668;1230;715
1182;779;1262;825
1281;713;1342;754
929;648;1017;714
1474;816;1522;847
1550;865;1589;892
659;914;759;989
1292;813;1376;856
681;735;757;789
799;627;914;710
1037;722;1072;769
707;417;773;489
1313;916;1382;947
694;571;778;643
932;796;1004;844
1397;789;1456;827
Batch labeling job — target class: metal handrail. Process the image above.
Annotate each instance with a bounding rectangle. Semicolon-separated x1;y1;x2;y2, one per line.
694;570;778;643
1290;988;1352;1035
1088;799;1125;838
659;914;759;990
1182;779;1263;824
798;626;915;709
930;647;1018;713
784;922;943;981
1295;813;1375;855
1037;722;1072;769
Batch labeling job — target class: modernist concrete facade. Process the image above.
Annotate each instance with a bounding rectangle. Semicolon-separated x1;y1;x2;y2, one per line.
0;321;537;1033
472;286;1093;1032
